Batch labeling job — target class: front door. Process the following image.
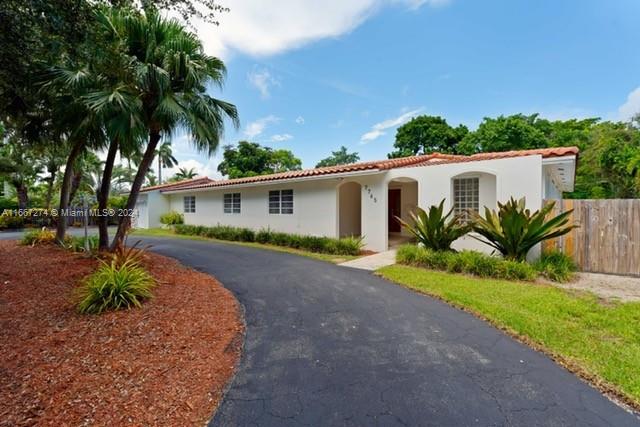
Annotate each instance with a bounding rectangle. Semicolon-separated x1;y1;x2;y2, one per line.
388;189;401;232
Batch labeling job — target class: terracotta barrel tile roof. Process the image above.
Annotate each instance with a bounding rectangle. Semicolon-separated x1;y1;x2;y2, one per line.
140;177;214;193
408;146;579;168
147;147;578;193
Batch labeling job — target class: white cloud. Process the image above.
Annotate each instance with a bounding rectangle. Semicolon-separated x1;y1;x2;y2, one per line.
619;87;640;121
244;115;280;138
270;133;293;142
247;67;279;98
295;116;305;124
360;107;424;142
186;0;450;58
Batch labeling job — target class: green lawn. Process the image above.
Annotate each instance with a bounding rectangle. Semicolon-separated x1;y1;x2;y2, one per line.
377;264;640;409
130;228;359;264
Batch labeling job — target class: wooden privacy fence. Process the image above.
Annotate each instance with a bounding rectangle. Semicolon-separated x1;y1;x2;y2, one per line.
543;199;640;276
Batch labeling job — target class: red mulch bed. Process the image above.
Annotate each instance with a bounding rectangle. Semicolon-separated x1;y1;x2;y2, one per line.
0;241;244;426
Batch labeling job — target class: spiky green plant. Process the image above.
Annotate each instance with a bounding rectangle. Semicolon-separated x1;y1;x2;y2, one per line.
76;241;155;314
397;199;470;251
470;197;577;261
76;258;155;314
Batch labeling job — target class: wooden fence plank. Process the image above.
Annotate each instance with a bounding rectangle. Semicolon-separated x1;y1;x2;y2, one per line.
543;199;640;276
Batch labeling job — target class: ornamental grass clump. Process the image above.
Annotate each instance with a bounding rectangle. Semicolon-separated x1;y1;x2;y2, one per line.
65;235;100;254
21;228;56;246
76;243;155;314
534;250;577;283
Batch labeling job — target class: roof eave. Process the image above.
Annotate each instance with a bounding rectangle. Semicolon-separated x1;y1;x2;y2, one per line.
161;169;385;194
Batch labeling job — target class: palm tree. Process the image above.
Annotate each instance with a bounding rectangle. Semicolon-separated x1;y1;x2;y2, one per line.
68;151;103;205
92;9;239;250
44;66;108;243
156;140;177;184
173;167;197;181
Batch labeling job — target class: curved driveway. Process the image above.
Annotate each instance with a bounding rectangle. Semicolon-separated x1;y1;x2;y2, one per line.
105;237;640;425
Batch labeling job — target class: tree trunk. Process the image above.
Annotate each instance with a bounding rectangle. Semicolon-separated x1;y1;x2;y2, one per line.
55;139;84;244
111;131;161;251
14;182;29;209
44;170;56;210
98;138;119;251
158;156;162;184
68;169;82;207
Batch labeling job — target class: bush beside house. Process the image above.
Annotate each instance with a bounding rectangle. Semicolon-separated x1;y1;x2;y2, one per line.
397;197;578;282
174;224;364;256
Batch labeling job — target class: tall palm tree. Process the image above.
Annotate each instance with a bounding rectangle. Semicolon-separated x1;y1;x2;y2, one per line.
156;140;177;184
173;166;197;180
93;9;239;250
45;66;108;243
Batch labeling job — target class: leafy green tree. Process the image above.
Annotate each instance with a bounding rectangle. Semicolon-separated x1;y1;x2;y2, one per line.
389;116;468;158
316;146;360;167
0;139;42;209
457;114;548;154
218;141;302;178
38;145;68;209
270;149;302;173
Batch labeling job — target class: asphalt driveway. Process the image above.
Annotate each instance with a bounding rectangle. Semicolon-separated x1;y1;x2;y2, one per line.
1;231;636;426
130;237;638;427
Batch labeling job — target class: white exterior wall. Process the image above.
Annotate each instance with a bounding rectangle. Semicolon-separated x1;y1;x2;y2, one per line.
134;191;170;229
137;154;552;256
384;155;544;255
134;194;149;228
338;182;361;237
167;179;341;237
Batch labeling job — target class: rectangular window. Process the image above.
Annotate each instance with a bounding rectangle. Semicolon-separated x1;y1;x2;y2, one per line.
183;196;196;213
453;177;479;221
224;193;241;214
268;189;294;214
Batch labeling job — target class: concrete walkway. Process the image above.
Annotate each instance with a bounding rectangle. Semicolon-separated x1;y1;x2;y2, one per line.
339;249;397;270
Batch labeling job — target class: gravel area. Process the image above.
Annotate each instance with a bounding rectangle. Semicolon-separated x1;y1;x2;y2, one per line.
561;272;640;302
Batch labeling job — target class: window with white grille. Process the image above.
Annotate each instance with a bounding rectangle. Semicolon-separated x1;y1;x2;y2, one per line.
183;196;196;213
268;189;293;214
224;193;241;214
453;177;479;221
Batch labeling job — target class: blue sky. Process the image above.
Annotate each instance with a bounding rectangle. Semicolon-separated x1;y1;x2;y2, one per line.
168;0;640;178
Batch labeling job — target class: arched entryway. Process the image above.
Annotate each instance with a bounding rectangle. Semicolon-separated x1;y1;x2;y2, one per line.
387;177;418;248
337;181;362;238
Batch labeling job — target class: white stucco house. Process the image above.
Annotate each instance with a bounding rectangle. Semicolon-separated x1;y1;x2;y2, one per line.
135;146;578;254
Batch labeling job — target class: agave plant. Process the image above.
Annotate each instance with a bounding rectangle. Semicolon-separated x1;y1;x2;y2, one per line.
397;199;471;251
470;197;577;261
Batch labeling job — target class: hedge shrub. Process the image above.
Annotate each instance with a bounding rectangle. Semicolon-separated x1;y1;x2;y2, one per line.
534;250;577;283
396;244;537;282
174;224;363;255
160;211;184;225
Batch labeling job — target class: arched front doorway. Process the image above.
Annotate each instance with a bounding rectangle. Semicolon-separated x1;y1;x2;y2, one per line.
387;177;418;248
337;181;362;238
